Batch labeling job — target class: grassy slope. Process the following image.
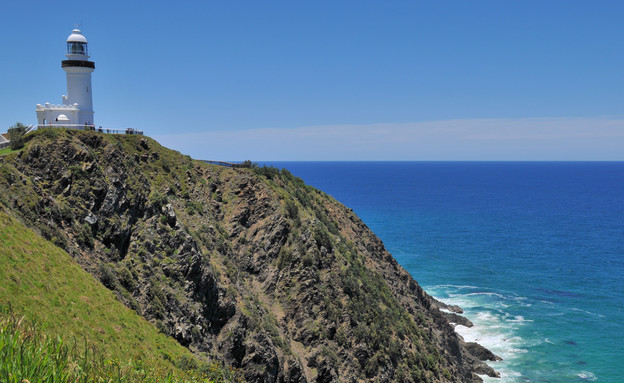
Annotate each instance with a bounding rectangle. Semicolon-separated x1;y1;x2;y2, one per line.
0;147;24;157
0;206;199;376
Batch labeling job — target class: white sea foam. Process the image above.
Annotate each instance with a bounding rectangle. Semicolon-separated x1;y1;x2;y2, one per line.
507;315;533;323
545;311;566;316
576;371;597;381
507;348;528;354
429;284;480;290
461;292;509;300
570;307;606;318
430;286;532;383
480;369;524;383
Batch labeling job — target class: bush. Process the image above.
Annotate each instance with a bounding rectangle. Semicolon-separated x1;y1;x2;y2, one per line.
148;281;167;319
284;199;299;223
39;127;59;140
185;200;203;216
7;122;26;150
313;225;332;252
149;191;168;211
276;248;293;270
76;222;94;248
119;263;137;291
252;165;280;179
98;263;118;290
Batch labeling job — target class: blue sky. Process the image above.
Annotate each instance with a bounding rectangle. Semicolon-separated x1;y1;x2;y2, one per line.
1;1;623;160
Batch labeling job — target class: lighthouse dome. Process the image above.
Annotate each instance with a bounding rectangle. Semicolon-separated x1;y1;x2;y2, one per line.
67;29;87;43
66;29;89;57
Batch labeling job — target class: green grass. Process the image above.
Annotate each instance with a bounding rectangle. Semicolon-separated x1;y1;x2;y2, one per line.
0;147;24;156
0;309;178;382
0;208;240;382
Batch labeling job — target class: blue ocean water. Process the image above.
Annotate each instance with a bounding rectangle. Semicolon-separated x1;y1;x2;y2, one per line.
267;162;624;382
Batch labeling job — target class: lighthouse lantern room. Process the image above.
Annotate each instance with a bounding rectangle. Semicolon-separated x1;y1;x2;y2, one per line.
36;28;95;127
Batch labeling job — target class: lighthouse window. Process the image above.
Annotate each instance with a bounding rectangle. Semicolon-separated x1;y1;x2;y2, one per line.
68;42;86;55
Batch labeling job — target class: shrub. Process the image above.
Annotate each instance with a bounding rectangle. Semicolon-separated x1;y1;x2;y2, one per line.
149;191;168;211
69;164;88;180
76;221;94;248
148;281;167;319
39;127;58;140
252;165;280;179
119;263;137;291
185;200;203;216
284;199;299;223
160;158;172;172
7;122;26;150
176;355;198;371
277;248;293;270
98;262;118;290
334;326;348;346
313;225;332;252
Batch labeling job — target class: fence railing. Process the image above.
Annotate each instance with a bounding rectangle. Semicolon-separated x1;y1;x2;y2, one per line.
0;142;9;150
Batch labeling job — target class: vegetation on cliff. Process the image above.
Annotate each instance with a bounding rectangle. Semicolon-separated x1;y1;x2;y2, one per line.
0;128;497;382
6;122;27;150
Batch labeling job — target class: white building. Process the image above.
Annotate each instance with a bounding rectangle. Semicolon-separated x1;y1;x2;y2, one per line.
36;29;95;127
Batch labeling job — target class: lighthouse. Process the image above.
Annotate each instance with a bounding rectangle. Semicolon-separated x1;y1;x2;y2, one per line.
63;29;95;125
36;28;96;127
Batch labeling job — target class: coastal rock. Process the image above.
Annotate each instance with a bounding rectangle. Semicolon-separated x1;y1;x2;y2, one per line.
473;363;501;378
465;342;503;361
433;298;464;314
443;312;474;327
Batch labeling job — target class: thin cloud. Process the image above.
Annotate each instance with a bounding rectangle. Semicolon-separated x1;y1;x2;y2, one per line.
155;117;624;161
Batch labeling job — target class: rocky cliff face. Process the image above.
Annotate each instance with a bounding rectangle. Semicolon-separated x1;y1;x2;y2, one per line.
0;129;498;382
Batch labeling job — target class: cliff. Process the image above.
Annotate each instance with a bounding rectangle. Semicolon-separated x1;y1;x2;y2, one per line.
0;128;498;382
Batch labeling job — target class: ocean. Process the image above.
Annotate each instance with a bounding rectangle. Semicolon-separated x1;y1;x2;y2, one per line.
266;162;624;382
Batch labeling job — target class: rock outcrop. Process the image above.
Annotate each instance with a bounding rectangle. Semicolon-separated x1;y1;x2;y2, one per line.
0;129;499;382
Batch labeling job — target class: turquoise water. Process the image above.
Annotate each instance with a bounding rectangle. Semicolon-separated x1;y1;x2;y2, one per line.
268;162;624;382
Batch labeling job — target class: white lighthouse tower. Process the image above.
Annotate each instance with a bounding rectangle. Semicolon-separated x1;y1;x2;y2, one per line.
63;29;95;125
36;29;96;127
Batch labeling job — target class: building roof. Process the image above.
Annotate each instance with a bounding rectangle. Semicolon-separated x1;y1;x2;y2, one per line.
67;29;87;43
0;133;9;143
